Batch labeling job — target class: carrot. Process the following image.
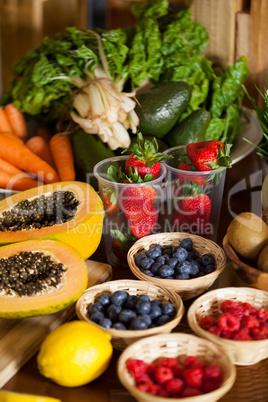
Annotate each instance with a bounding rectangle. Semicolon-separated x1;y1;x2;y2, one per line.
49;133;76;181
0;170;41;191
34;126;53;143
0;133;60;184
1;131;23;144
0;157;25;176
4;103;28;142
0;107;13;133
26;136;56;169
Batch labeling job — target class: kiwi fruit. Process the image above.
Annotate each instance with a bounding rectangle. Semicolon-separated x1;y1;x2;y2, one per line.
227;212;268;260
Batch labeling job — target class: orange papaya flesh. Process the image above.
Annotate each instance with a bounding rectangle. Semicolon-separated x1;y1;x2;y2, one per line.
0;240;88;318
0;181;104;260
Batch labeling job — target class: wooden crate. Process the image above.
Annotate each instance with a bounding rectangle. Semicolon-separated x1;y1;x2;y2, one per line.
0;0;88;96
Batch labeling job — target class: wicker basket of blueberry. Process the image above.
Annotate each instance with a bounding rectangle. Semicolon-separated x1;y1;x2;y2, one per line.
187;287;268;365
117;333;236;402
76;279;185;350
127;233;226;300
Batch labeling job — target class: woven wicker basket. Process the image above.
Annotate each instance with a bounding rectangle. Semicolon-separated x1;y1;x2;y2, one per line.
76;279;184;350
127;232;226;300
117;333;236;402
187;287;268;366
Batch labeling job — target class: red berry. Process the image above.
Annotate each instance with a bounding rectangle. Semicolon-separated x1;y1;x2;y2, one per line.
184;367;204;388
127;359;148;378
165;378;184;395
148;383;161;395
155;366;174;384
251;323;268;340
156;357;179;369
208;325;222;337
181;386;203;397
241;302;257;315
184;356;205;369
220;299;240;313
232;327;252;341
171;363;184;378
218;312;240;332
203;365;222;384
137;383;150;393
200;316;216;330
202;379;219;393
220;329;234;339
135;374;154;385
241;315;260;329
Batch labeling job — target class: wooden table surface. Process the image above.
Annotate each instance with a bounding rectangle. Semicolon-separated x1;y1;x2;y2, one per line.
1;151;267;402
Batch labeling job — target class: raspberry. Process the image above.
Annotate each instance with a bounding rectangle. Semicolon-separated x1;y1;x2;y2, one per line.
165;378;184;395
184;356;205;369
156;357;178;369
181;386;203;397
218;312;240;332
241;315;260;329
137;383;150;393
232;327;252;341
199;316;216;330
157;388;169;397
208;325;222;337
202;379;219;392
127;359;148;378
171;363;184;378
203;365;222;384
220;330;234;339
241;302;257;315
251;323;268;340
146;363;155;378
135;373;154;385
184;367;204;388
148;383;161;395
155;366;174;384
257;308;268;321
220;299;240;313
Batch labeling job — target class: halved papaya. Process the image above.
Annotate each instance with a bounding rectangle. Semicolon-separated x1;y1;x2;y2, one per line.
0;240;88;318
0;391;61;402
0;181;104;260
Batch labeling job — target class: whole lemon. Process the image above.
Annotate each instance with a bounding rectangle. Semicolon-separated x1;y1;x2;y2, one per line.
0;391;61;402
37;320;113;387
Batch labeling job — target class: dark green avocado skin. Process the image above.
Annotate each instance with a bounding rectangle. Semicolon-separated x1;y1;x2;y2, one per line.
165;108;211;147
72;130;115;190
135;81;192;139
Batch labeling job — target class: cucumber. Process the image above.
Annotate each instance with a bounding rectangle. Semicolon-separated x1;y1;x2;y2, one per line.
72;130;115;191
165;109;211;147
135;81;191;139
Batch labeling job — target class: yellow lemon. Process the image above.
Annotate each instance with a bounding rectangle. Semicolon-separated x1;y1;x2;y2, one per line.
37;320;113;387
0;391;61;402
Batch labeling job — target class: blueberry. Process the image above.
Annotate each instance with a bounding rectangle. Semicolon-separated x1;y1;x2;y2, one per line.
88;302;103;315
176;260;193;275
125;295;138;309
151;262;162;276
90;311;105;323
99;318;112;329
204;265;216;275
107;304;122;321
141;257;155;270
110;290;128;306
135;253;147;267
140;314;152;326
149;304;162;320
163;245;173;253
119;309;137;324
166;257;178;269
188;260;200;277
136;300;151;315
180;238;193;251
96;292;111;307
176;273;190;280
146;246;162;259
156;314;172;326
199;253;215;267
172;245;181;254
159;265;174;278
173;247;188;262
162;254;170;261
151;299;162;307
154;243;163;252
112;322;127;330
187;249;199;260
130;317;149;330
143;269;154;277
162;303;177;317
156;256;166;265
138;294;150;302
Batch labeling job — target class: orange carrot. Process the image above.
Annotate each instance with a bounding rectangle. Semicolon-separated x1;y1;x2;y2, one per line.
0;133;60;184
1;131;23;144
4;103;28;142
49;133;76;181
0;170;41;191
26;136;56;169
35;126;53;143
0;156;25;176
0;107;13;133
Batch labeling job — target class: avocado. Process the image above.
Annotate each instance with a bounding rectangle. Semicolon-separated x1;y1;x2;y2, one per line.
72;130;115;190
135;81;191;139
165;109;211;147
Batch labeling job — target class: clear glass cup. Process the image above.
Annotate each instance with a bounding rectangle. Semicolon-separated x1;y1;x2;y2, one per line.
163;146;227;242
94;156;166;267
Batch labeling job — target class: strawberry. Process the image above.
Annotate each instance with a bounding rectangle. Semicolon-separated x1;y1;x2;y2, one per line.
177;161;206;188
123;132;171;180
111;229;136;262
100;185;119;217
129;207;158;238
120;185;156;221
186;140;232;171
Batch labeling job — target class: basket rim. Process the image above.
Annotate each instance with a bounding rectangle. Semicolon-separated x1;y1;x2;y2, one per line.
76;279;185;338
117;332;237;401
187;286;268;346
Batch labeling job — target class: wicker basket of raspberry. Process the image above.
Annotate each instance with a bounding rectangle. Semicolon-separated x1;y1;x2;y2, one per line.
76;279;184;350
187;287;268;366
117;333;236;402
127;232;226;300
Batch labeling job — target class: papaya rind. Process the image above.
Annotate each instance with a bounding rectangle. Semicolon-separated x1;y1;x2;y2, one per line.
0;391;61;402
0;240;88;319
0;182;104;260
